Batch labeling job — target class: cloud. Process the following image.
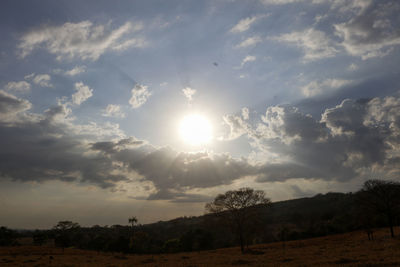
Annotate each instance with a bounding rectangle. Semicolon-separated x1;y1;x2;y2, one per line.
24;73;35;80
182;87;196;102
236;36;262;48
0;92;257;200
224;94;400;183
25;73;53;88
129;84;152;108
261;0;305;4
242;107;250;120
32;74;53;88
102;104;125;118
2;88;400;202
5;81;31;93
18;20;145;61
71;82;93;105
330;0;373;14
348;63;359;71
230;15;266;34
0;91;128;188
301;78;354;97
272;28;338;61
0;92;259;202
334;1;400;59
0;90;32;122
111;38;147;51
91;137;144;154
240;55;256;67
65;66;86;76
222;109;253;140
117;148;255;199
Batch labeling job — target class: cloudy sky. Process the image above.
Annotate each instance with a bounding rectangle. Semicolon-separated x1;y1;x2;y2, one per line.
1;0;400;229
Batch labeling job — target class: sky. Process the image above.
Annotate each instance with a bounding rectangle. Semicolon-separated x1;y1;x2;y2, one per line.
1;0;400;229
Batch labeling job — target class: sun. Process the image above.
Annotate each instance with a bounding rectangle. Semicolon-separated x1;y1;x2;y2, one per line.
179;114;212;146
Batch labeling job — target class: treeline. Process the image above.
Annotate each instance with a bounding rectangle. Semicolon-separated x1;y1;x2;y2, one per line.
1;179;399;254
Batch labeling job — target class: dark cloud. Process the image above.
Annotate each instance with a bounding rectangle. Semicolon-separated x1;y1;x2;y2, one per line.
2;89;400;202
226;94;400;183
0;92;128;188
91;137;145;154
334;1;400;59
108;147;256;200
0;90;31;122
146;189;212;203
0;92;257;201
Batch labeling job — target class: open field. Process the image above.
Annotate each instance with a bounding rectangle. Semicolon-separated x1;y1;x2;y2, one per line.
1;227;399;266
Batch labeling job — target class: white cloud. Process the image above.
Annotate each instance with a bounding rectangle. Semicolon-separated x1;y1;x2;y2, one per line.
32;74;53;88
272;28;338;61
242;107;250;120
102;104;125;118
236;36;262;48
112;38;147;51
71;82;93;105
18;21;145;61
65;65;86;76
301;78;353;97
24;73;35;80
129;84;152;108
348;63;359;71
5;81;31;93
240;55;256;67
230;15;267;34
182;87;196;102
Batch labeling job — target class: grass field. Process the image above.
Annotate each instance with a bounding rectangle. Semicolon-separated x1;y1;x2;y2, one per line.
1;227;399;266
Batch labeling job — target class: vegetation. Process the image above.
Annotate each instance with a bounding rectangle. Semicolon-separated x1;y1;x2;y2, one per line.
205;187;271;253
0;179;399;257
0;227;17;246
357;179;400;238
1;227;399;266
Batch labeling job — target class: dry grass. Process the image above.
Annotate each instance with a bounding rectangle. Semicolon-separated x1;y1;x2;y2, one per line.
1;227;399;266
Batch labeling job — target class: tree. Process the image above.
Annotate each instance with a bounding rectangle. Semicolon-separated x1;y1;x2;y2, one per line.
53;221;80;251
205;187;271;253
128;216;138;252
129;216;138;228
358;179;400;238
0;226;17;246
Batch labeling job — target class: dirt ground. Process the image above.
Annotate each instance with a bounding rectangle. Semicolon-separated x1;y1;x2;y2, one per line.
1;227;399;266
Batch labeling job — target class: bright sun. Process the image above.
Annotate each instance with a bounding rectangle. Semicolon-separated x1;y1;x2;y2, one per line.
179;114;212;146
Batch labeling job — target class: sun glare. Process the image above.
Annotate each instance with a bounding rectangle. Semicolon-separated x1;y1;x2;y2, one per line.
179;114;212;146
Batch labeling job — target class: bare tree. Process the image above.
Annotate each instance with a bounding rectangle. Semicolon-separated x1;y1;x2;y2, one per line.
358;179;400;238
205;187;271;253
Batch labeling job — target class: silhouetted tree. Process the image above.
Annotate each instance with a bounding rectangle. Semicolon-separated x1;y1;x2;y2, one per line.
33;230;48;245
128;216;138;252
53;221;80;251
0;226;17;246
358;179;400;238
205;187;271;253
129;216;138;228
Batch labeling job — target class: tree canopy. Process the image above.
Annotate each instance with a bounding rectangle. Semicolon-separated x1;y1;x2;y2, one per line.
205;187;271;253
